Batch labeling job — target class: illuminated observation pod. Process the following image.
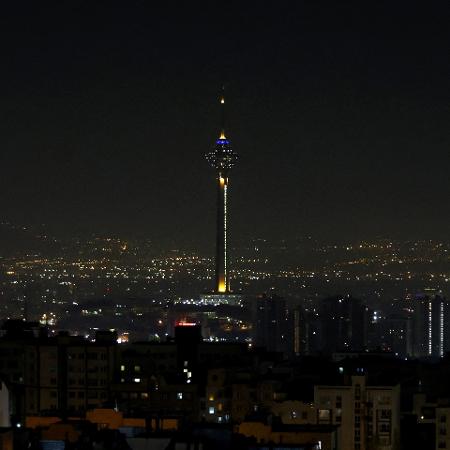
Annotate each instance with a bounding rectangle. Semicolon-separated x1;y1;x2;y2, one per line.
205;138;238;171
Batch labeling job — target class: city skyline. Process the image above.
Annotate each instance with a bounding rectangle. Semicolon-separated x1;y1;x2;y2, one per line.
0;3;449;447
0;0;449;354
1;1;449;247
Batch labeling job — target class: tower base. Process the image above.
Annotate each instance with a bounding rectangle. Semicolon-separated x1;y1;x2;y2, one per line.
199;293;243;307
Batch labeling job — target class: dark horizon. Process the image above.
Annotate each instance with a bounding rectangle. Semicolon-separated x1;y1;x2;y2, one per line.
1;1;449;248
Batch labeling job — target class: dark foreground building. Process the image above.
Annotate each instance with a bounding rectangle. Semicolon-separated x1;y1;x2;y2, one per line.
4;319;450;450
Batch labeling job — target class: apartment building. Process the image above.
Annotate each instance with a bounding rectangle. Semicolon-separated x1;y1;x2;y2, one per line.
315;375;400;450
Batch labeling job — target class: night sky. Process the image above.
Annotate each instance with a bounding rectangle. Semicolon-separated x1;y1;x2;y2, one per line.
1;1;449;249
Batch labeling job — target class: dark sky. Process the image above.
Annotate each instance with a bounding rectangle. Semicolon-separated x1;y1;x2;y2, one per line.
1;1;449;248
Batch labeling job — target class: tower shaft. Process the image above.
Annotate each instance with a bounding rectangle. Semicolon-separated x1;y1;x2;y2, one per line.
216;172;229;293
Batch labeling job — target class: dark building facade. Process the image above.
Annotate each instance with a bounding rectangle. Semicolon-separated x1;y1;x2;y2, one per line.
0;323;117;419
253;294;291;355
0;321;251;424
293;306;323;356
318;296;368;354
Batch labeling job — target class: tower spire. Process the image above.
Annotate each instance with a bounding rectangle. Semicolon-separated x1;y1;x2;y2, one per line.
219;86;226;139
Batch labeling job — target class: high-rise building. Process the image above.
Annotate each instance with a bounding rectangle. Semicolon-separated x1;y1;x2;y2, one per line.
253;293;290;355
376;313;413;358
293;306;321;356
315;375;401;450
202;90;242;306
411;292;449;359
318;296;368;354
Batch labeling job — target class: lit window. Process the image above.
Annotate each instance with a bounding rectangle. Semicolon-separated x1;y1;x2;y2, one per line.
209;407;215;414
120;365;125;372
134;378;141;383
209;395;215;401
177;392;183;400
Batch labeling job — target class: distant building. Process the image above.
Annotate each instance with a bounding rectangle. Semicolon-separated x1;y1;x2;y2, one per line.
411;293;449;358
293;306;322;356
370;313;413;358
253;294;290;355
318;296;368;354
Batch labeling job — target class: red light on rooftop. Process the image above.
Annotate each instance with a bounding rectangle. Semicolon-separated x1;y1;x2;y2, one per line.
176;321;197;327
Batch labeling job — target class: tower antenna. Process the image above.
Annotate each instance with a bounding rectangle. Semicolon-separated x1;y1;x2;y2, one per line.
219;85;226;139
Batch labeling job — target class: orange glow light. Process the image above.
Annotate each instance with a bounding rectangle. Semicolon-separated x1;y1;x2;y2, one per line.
218;280;226;293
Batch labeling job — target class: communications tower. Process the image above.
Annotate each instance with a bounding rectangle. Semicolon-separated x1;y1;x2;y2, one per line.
205;91;239;299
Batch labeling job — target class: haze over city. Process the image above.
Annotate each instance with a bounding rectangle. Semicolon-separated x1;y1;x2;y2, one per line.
1;1;449;246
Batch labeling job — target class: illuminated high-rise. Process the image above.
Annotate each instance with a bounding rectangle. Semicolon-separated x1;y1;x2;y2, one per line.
412;292;449;358
204;91;239;301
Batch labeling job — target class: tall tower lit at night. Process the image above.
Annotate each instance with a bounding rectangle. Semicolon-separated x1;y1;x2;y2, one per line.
201;90;242;306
